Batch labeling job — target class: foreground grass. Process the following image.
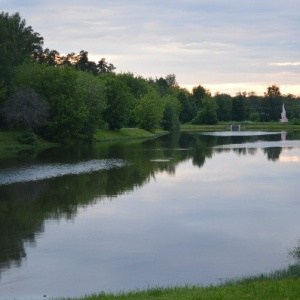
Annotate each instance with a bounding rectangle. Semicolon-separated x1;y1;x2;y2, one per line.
65;264;300;300
67;279;300;300
63;264;300;300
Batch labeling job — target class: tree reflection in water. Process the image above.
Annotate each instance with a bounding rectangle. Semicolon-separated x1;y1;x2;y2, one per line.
0;130;299;281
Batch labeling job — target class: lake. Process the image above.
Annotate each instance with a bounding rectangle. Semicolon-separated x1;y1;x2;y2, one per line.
0;130;300;299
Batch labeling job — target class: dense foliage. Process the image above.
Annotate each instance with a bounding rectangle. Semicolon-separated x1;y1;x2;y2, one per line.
0;11;300;142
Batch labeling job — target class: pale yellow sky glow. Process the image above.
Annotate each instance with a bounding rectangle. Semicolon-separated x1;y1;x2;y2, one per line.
182;83;300;97
269;62;300;66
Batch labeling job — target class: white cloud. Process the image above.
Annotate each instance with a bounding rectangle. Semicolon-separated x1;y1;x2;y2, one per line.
2;0;300;95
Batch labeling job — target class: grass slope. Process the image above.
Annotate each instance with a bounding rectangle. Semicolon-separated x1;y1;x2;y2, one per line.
64;264;300;299
94;128;167;141
0;128;165;152
66;278;300;300
0;130;50;151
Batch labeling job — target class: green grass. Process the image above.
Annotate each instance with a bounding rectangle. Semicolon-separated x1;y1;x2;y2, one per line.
181;122;300;132
64;256;300;299
63;278;300;300
0;130;22;149
0;130;58;153
0;128;163;151
94;128;167;141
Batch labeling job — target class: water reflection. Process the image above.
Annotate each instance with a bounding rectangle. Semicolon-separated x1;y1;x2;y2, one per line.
0;159;128;186
0;131;300;298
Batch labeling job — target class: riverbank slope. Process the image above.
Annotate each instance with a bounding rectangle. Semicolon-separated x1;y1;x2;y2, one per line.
0;128;167;154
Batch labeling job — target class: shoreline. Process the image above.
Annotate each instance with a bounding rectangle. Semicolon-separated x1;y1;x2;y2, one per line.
1;123;300;155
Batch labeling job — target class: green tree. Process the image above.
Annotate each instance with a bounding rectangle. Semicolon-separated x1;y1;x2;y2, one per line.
0;12;43;84
155;77;170;96
192;96;218;125
177;89;193;123
232;92;246;121
75;72;107;140
135;89;164;132
103;77;131;130
263;85;282;121
161;95;181;131
13;62;87;141
191;85;207;111
117;73;150;127
289;96;300;120
214;93;232;121
245;92;262;121
0;80;8;126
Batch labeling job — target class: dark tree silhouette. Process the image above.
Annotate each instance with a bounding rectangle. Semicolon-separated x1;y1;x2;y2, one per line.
3;88;49;130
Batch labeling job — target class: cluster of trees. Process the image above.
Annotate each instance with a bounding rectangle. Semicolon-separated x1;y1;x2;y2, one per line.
1;11;300;143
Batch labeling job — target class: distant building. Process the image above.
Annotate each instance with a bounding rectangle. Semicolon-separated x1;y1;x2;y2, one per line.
280;104;288;122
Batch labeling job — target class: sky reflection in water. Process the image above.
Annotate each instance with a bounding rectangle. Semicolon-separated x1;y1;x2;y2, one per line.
0;132;300;299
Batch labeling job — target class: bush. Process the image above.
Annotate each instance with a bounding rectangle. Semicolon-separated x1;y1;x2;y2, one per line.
249;112;260;122
18;131;37;145
292;118;300;125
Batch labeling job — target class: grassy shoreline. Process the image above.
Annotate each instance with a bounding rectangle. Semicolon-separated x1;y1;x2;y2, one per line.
0;130;59;153
1;123;300;155
66;263;300;300
93;128;167;141
181;121;300;132
0;128;167;154
76;279;300;300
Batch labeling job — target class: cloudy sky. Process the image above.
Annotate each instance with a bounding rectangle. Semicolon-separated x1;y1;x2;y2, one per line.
2;0;300;95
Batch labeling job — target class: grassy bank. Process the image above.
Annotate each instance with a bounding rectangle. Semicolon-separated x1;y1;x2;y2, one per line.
76;279;300;300
181;122;300;132
0;128;166;153
66;264;300;300
1;122;299;153
94;128;167;141
0;130;58;153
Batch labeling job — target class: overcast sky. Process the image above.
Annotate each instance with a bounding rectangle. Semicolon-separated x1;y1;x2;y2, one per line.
2;0;300;96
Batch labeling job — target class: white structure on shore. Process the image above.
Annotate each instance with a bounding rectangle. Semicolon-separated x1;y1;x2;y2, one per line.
280;104;288;122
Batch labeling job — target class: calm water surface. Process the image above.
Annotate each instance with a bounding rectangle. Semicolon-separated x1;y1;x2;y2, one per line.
0;131;300;299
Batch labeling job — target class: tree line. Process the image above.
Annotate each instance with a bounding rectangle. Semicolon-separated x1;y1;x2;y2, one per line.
1;11;300;142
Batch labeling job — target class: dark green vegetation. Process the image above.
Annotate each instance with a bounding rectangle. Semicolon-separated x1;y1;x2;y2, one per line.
1;12;300;148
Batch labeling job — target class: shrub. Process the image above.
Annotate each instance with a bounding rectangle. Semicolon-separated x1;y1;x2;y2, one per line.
18;131;37;145
291;118;300;125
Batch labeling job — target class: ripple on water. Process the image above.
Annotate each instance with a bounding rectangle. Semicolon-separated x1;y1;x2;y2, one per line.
0;159;128;186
